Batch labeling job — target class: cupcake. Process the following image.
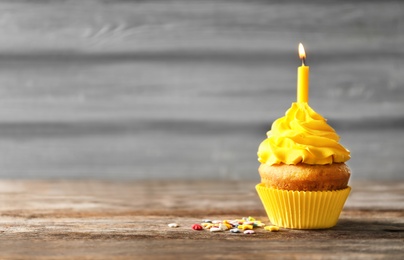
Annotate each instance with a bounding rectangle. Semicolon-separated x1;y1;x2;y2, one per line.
255;102;351;229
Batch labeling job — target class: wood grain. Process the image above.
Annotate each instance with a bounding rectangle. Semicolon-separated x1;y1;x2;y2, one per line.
0;180;403;259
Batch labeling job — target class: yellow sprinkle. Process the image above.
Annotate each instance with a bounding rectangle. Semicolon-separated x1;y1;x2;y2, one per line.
247;216;256;222
264;226;280;232
224;223;233;229
202;223;213;229
238;224;253;230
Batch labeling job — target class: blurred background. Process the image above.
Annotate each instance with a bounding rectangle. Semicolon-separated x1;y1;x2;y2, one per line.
0;0;402;181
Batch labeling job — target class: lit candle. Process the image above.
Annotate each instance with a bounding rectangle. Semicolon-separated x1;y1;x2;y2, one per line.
297;43;309;103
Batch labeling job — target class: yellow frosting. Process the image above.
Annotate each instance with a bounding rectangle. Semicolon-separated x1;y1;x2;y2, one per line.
257;102;350;165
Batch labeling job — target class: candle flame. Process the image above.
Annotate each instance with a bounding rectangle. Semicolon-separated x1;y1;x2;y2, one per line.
298;43;306;60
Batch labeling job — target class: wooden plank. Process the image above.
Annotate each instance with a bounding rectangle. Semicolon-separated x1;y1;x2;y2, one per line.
0;180;403;215
0;180;403;259
0;239;401;260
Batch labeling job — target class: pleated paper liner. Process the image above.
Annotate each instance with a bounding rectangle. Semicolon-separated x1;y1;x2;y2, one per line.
256;183;351;229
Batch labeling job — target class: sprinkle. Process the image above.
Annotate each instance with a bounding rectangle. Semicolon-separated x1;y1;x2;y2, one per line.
229;220;239;226
238;224;253;230
254;221;266;227
221;221;233;229
247;216;256;222
264;226;280;232
168;223;179;228
234;219;244;224
201;223;213;229
193;216;266;234
192;224;203;230
219;223;229;231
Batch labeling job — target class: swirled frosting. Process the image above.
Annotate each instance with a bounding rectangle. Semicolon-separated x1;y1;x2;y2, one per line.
257;102;350;165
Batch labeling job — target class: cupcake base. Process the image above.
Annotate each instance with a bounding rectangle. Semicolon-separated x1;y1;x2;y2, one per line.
256;183;351;229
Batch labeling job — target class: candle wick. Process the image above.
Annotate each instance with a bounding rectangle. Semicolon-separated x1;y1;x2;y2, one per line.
302;57;306;66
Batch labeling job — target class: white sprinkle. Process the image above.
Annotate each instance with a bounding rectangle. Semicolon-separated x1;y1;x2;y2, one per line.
210;227;222;232
168;223;179;228
219;223;229;231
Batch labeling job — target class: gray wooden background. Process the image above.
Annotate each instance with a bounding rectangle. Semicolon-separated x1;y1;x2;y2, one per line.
0;0;403;180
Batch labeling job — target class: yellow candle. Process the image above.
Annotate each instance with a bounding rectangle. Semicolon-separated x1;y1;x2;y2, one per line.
297;43;309;103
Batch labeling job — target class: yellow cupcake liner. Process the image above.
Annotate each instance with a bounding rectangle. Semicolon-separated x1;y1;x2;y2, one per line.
256;183;351;229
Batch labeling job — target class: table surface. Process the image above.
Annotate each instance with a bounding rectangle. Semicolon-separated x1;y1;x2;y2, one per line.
0;180;403;259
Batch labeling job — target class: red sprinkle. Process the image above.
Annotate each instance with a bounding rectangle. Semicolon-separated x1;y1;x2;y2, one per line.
192;224;203;230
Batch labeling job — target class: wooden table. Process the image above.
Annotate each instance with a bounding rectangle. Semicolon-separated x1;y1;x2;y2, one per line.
0;180;403;259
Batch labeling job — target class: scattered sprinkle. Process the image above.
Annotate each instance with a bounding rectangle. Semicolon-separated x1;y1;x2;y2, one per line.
201;223;213;229
168;223;179;228
188;216;276;235
192;224;203;230
247;216;256;222
254;222;265;227
171;216;272;234
219;223;229;231
264;225;280;232
238;224;253;230
210;227;222;232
